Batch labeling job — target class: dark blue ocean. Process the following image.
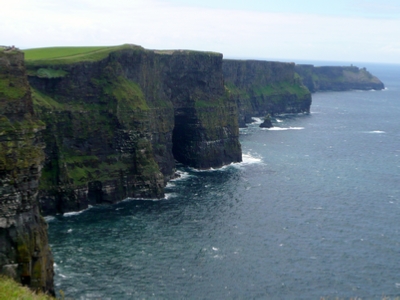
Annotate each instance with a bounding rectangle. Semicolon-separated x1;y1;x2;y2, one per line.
47;62;400;299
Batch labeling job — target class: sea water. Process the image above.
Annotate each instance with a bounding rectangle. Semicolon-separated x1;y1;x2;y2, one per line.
47;62;400;299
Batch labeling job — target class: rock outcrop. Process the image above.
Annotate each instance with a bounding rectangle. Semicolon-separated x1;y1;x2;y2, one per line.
259;115;273;128
26;45;242;215
295;64;385;92
223;60;312;126
0;49;54;295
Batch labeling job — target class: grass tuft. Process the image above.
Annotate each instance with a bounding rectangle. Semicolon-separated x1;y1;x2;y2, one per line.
0;276;54;300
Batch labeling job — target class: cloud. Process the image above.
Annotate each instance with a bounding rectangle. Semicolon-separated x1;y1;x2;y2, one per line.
1;0;400;63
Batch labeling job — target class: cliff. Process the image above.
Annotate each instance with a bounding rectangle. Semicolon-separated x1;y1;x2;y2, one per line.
25;45;242;215
223;60;312;126
295;64;385;92
0;49;54;294
2;44;388;296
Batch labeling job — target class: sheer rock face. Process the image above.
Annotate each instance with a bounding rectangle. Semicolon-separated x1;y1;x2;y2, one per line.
27;46;242;215
164;52;242;169
295;64;385;92
0;50;54;295
223;59;312;127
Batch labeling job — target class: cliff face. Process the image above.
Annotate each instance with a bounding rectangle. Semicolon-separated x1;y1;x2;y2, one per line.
295;64;385;92
223;60;312;126
0;50;54;294
26;45;241;215
165;52;241;169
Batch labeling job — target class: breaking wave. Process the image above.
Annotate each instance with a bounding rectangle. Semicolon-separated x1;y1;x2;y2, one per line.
265;127;305;131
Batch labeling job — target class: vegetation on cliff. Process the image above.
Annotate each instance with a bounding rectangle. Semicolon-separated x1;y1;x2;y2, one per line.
223;59;312;126
0;276;54;300
24;45;241;215
30;68;166;214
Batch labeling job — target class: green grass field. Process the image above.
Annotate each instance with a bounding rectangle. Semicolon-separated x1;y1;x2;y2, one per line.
23;44;142;65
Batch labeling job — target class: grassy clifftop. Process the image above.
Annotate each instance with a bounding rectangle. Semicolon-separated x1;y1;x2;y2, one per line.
23;45;221;65
23;44;142;65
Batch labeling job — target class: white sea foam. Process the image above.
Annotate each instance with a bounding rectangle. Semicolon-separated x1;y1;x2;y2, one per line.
123;196;166;202
63;208;89;217
311;207;324;210
165;182;176;188
44;216;55;222
189;167;213;173
171;170;192;181
62;211;82;217
189;161;238;173
251;117;263;125
276;119;283;123
241;153;262;164
164;193;178;200
265;127;304;131
368;130;385;134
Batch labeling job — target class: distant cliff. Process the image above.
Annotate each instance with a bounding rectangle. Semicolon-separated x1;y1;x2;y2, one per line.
223;60;312;126
25;45;242;215
0;50;54;295
295;64;385;92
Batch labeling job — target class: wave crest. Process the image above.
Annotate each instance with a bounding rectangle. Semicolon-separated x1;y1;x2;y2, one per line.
265;127;305;131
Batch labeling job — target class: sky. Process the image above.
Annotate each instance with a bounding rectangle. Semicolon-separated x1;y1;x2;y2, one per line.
2;0;400;64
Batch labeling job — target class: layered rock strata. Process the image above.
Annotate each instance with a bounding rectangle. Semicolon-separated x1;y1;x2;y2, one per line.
223;59;312;126
295;64;385;92
0;50;54;295
26;45;242;215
